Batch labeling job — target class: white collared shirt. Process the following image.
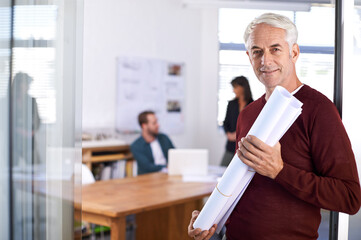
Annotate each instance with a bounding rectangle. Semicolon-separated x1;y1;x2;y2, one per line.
292;84;304;95
150;139;167;165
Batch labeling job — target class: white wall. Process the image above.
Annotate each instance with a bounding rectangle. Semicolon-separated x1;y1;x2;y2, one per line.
83;0;226;164
198;9;227;165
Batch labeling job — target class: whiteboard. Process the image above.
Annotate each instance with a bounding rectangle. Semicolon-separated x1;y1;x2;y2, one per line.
115;56;185;134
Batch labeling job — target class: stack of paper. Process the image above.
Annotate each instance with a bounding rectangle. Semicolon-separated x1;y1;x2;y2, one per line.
193;86;303;232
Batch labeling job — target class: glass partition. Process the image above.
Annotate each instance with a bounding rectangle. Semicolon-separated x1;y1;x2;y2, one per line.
0;1;12;239
2;0;83;239
342;1;361;239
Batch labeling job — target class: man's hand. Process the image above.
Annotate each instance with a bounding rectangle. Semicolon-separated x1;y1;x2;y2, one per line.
237;135;283;179
188;210;217;240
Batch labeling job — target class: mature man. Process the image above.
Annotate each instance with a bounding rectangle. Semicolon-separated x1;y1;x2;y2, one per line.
130;111;174;175
188;13;361;240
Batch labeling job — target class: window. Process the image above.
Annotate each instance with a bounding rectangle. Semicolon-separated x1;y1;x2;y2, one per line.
218;7;335;126
12;5;58;124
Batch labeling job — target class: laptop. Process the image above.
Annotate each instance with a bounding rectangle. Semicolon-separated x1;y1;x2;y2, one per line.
168;149;208;176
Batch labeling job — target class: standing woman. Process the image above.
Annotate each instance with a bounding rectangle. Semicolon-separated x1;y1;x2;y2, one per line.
221;76;253;166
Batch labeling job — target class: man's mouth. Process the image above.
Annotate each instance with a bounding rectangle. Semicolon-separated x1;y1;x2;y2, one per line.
260;69;279;74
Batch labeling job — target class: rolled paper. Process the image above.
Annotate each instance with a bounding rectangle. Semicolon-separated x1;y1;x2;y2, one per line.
216;153;249;197
193;86;303;232
193;154;248;230
191;187;231;231
215;170;254;233
247;86;293;144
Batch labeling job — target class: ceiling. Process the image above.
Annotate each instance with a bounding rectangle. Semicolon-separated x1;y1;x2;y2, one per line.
183;0;361;8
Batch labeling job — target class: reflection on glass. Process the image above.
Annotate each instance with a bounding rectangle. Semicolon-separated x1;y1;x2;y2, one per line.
12;72;40;167
11;72;41;240
0;2;11;240
8;1;83;240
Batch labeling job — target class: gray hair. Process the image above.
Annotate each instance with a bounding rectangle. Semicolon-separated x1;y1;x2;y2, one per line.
244;13;298;54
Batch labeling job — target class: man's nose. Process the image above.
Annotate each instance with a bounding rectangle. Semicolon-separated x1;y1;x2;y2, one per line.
261;51;272;66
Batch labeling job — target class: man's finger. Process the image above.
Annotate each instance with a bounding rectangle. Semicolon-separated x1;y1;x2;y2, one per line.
192;210;199;218
205;224;217;240
190;229;202;238
247;135;269;152
198;230;209;240
239;139;264;167
243;137;267;158
190;210;199;225
237;148;242;159
188;210;201;237
238;139;245;151
239;143;260;164
238;150;258;169
188;220;201;238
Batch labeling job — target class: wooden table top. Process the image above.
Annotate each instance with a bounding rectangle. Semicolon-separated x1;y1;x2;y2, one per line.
81;172;216;218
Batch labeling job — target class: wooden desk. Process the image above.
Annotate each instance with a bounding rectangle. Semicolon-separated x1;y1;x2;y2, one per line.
81;172;216;240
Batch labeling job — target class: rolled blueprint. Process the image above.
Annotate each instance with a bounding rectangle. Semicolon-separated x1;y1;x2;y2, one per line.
193;86;303;231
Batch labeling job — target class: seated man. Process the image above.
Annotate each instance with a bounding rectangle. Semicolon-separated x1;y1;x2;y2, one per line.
131;111;174;175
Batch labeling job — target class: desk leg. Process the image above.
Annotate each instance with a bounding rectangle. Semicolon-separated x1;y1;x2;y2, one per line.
110;216;126;240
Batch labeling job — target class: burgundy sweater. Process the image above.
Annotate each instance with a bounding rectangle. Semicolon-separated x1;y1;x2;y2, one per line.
226;85;361;240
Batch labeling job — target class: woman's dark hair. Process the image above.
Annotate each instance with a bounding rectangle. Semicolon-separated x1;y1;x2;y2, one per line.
231;76;253;104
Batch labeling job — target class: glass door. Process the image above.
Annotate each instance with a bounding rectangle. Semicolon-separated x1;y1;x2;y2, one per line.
341;1;361;239
1;0;83;239
0;1;12;239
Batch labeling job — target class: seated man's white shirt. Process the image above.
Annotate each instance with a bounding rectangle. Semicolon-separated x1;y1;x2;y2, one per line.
150;139;167;165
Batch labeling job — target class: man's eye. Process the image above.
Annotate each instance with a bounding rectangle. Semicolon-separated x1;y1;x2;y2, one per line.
253;50;261;55
273;48;280;52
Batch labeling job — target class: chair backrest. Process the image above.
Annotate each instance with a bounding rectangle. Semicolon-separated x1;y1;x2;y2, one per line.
82;164;95;184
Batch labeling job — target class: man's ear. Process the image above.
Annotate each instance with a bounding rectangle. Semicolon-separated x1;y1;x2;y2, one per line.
246;51;252;64
291;43;300;63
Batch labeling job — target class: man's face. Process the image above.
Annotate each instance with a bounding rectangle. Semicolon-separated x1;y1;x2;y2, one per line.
246;23;299;90
144;114;159;136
